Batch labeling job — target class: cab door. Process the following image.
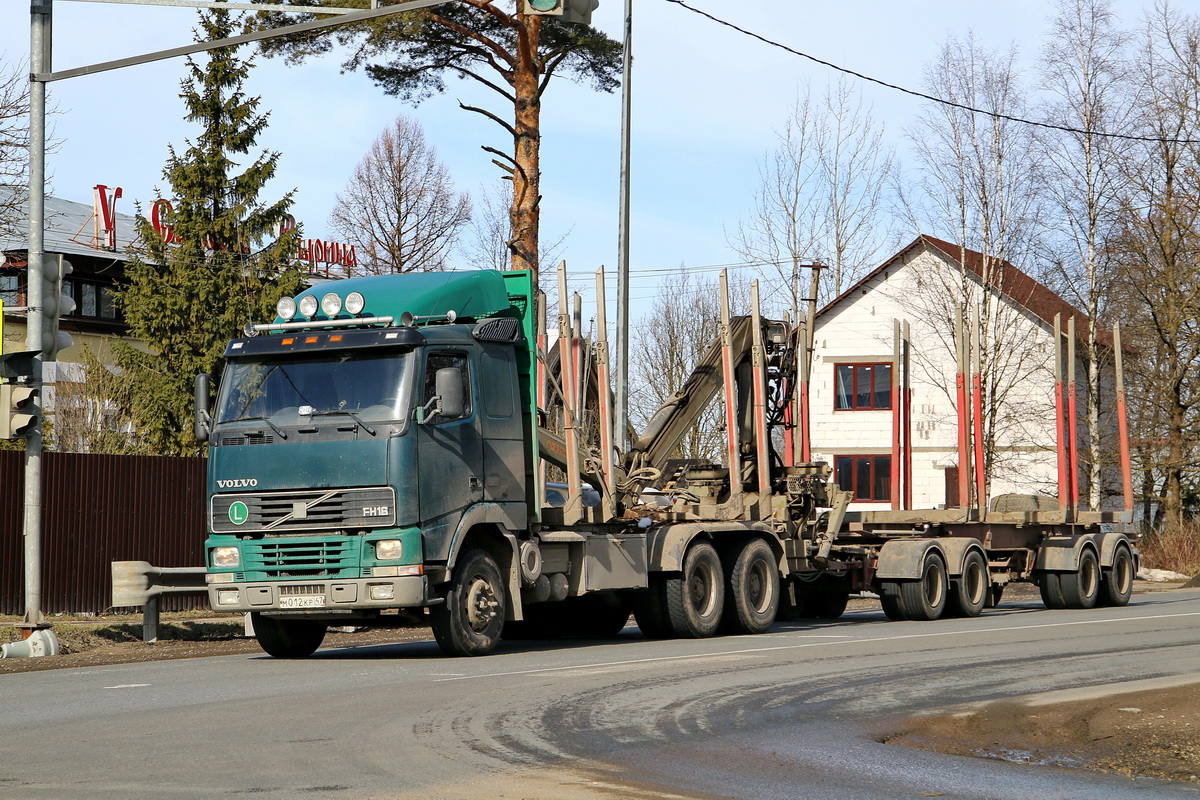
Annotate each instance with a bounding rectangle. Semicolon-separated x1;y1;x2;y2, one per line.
415;350;484;556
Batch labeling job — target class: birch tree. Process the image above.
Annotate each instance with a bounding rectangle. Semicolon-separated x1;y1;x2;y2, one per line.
1041;0;1132;509
902;35;1051;496
329;115;471;275
731;79;894;312
1108;3;1200;526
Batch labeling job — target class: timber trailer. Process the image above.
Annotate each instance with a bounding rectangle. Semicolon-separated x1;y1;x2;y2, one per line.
197;263;1137;657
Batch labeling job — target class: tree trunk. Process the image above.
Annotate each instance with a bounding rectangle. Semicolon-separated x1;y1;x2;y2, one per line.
510;16;543;283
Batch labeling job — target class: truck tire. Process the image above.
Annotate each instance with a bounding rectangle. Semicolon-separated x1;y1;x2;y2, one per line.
430;549;506;657
1099;544;1134;607
251;613;326;658
721;539;779;634
895;552;948;621
664;541;725;638
1039;572;1067;609
568;593;632;637
809;579;851;619
878;582;905;620
945;550;988;618
633;575;673;639
502;602;565;640
1059;548;1100;609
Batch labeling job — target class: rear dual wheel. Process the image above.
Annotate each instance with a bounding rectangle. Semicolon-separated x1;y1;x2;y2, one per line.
665;541;725;638
1040;548;1100;610
880;552;948;621
722;539;780;635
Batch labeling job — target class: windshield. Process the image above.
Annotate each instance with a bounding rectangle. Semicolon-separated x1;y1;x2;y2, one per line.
215;350;413;427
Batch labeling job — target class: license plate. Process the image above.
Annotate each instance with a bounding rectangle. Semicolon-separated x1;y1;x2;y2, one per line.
279;594;325;609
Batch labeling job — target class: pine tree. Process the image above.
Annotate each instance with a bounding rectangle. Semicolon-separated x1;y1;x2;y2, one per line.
115;9;303;457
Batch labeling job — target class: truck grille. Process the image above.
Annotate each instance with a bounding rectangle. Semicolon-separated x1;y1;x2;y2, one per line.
246;540;358;580
211;487;396;533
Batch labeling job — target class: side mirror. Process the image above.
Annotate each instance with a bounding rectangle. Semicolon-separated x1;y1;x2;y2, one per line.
435;367;465;419
194;373;211;442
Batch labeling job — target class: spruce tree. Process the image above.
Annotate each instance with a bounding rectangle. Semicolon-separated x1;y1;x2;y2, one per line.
116;9;303;456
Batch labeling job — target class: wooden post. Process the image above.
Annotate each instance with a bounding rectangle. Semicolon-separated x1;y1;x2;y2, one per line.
903;320;913;511
972;304;986;518
751;280;772;508
956;313;970;512
1054;314;1068;511
557;261;583;522
594;267;616;519
1067;316;1080;516
1114;322;1134;514
892;319;902;510
720;270;743;501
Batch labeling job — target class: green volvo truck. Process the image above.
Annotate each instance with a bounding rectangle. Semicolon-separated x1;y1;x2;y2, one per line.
199;268;1136;658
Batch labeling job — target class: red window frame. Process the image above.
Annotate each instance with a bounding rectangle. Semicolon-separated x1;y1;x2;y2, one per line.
834;363;892;410
834;454;892;502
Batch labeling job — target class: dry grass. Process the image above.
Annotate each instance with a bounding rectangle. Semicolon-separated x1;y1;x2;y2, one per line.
1139;521;1200;577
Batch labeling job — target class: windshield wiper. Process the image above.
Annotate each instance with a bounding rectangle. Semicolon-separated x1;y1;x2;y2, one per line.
229;415;288;441
309;408;376;436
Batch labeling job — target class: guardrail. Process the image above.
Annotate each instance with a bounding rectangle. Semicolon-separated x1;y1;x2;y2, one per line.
111;561;208;643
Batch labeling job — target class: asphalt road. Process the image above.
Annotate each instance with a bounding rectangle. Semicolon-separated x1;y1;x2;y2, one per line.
5;590;1200;800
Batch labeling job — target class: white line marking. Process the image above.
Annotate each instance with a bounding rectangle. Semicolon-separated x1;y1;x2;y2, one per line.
103;683;151;689
435;610;1200;682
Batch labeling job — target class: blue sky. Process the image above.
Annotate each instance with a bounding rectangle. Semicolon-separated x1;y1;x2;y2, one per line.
1;0;1154;324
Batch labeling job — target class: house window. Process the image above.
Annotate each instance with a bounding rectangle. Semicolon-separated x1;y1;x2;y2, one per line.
0;273;20;307
835;455;891;502
834;363;892;410
65;279;120;321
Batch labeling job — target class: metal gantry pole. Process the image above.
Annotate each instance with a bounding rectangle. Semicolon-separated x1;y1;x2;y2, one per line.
24;0;51;631
614;0;633;456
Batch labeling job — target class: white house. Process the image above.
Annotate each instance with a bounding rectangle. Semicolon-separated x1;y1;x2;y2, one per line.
808;235;1107;512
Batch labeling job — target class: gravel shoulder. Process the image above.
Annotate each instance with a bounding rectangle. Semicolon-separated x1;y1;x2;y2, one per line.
4;582;1198;786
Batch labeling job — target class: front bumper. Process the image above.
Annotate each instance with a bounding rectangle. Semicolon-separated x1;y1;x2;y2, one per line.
207;575;429;613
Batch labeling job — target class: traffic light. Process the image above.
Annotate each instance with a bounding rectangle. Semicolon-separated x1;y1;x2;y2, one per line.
522;0;596;24
0;382;38;439
42;256;75;360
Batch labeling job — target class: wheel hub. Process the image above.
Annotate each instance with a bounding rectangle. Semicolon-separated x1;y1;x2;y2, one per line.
465;577;499;632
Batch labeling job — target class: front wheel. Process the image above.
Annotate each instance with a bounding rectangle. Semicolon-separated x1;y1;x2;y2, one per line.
664;541;725;638
251;614;327;658
431;549;506;657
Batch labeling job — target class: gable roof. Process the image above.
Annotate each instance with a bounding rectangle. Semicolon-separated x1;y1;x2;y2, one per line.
819;234;1111;348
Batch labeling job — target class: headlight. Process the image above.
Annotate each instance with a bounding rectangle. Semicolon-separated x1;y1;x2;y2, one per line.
298;294;318;319
212;546;241;568
276;296;297;321
375;539;403;560
217;589;241;606
321;292;343;317
345;292;365;315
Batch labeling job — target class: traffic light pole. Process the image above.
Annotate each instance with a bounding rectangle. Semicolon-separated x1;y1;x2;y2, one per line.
23;0;51;631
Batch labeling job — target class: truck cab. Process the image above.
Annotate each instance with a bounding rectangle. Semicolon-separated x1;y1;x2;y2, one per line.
202;270;536;656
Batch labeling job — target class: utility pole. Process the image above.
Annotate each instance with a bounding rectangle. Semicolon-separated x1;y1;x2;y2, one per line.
22;0;52;636
614;0;632;453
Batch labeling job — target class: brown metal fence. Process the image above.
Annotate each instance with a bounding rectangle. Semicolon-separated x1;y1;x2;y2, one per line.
0;450;207;615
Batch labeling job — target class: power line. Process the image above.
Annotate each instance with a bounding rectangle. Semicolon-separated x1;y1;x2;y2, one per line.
661;0;1200;146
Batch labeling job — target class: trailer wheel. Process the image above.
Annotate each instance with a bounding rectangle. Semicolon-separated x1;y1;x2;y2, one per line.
1039;572;1067;609
569;593;633;637
1099;544;1134;607
665;541;725;638
633;576;673;639
945;550;988;618
896;552;948;621
251;614;327;658
1060;548;1101;609
721;539;779;634
431;549;506;657
878;583;905;620
502;603;565;640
